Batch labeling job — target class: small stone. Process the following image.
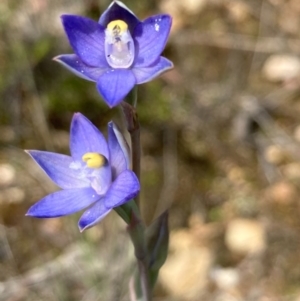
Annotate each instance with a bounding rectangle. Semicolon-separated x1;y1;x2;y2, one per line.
227;166;246;185
279;7;300;35
282;163;300;180
264;145;286;165
262;54;300;82
225;219;266;255
40;218;63;235
225;1;250;22
265;181;297;205
0;164;16;186
8;187;25;204
210;267;240;290
159;229;213;300
183;0;208;14
160;0;207;15
293;125;300;142
0;187;25;204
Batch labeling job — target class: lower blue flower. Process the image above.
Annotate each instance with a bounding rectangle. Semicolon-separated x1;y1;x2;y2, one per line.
26;113;140;231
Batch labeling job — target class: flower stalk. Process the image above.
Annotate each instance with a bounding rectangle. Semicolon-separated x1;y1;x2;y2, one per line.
121;99;140;207
120;91;151;301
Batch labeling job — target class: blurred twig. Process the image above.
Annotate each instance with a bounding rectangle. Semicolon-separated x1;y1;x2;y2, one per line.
154;127;178;220
171;31;300;53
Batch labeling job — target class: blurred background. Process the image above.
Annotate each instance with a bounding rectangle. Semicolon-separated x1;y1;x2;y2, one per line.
1;0;300;300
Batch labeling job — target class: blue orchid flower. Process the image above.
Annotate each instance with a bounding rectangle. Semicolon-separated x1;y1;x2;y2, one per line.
54;1;173;108
26;113;140;231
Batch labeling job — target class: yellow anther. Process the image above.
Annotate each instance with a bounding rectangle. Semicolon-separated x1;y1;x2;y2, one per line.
107;20;128;36
82;153;107;169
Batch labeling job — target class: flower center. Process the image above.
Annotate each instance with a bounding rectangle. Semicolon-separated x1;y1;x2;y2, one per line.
81;152;110;195
105;20;135;69
82;152;107;168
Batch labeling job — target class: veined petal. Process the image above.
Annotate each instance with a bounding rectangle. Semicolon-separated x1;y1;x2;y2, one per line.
133;57;173;84
26;150;89;189
61;15;108;67
104;170;139;208
26;187;99;218
134;15;172;67
108;122;130;178
99;1;140;33
70;113;109;162
54;54;108;82
78;201;111;231
97;69;136;108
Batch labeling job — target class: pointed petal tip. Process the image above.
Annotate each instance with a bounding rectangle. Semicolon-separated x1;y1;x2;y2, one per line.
78;203;111;232
60;15;78;28
78;222;89;232
105;0;135;15
25;211;39;218
72;112;85;123
60;14;76;22
52;55;64;62
60;14;70;18
25;206;38;217
24;149;36;158
73;112;83;118
70;111;110;161
78;218;92;232
52;55;64;65
78;224;85;232
98;0;139;31
71;112;93;129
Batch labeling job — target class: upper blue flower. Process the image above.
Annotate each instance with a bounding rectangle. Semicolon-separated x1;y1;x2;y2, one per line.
26;113;140;231
54;1;173;108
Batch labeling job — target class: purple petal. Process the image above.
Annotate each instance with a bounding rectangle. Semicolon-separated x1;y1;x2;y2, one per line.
97;69;136;108
88;164;112;196
70;113;109;162
26;187;99;218
99;1;140;33
104;170;140;208
134;15;172;67
133;57;173;84
78;201;111;232
107;122;130;178
61;15;108;67
54;54;108;81
26;150;89;189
